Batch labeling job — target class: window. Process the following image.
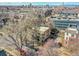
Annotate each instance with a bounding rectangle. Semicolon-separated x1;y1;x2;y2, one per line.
66;33;68;35
66;37;68;40
71;34;76;38
65;41;67;44
71;34;74;37
70;39;73;41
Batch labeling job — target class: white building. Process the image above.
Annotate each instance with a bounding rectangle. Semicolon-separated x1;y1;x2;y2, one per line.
38;27;50;42
63;27;79;50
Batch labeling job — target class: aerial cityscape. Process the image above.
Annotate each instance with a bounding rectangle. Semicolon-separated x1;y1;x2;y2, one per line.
0;2;79;56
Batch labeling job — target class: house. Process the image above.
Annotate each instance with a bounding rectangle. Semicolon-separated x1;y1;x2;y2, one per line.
63;27;79;50
38;27;50;42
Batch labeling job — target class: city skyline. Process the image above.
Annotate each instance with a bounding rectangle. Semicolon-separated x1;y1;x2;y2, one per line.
0;2;79;6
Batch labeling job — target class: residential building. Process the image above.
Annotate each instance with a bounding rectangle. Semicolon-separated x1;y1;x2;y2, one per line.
38;27;50;42
63;27;79;50
53;20;79;30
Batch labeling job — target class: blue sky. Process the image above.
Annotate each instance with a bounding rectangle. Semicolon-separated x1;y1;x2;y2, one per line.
0;2;79;6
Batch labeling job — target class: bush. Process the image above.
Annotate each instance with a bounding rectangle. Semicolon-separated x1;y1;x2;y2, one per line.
49;28;59;39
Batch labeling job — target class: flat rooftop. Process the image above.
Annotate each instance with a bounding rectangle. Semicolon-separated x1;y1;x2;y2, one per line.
38;27;49;34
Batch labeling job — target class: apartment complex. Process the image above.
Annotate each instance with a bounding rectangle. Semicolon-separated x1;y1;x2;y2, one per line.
51;7;79;51
50;7;79;30
53;20;79;30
